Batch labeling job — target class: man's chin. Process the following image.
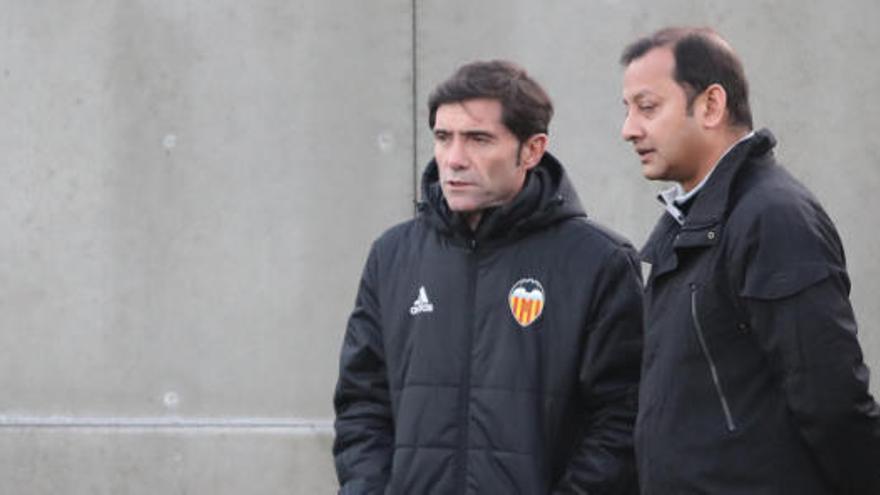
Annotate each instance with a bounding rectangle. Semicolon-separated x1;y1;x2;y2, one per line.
444;196;480;213
641;165;667;182
447;204;479;215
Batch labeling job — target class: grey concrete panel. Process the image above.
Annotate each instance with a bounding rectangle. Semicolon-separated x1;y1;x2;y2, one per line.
415;0;880;396
0;0;413;420
3;1;880;491
0;428;336;494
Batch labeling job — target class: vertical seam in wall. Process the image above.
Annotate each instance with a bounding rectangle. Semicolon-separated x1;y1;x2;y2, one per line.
411;0;419;213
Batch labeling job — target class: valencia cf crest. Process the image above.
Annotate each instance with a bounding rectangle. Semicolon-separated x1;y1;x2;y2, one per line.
508;278;545;328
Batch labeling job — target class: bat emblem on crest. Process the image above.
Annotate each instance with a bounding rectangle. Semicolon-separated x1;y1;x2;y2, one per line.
508;278;545;328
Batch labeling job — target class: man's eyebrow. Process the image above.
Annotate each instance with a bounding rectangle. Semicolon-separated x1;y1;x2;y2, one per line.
432;128;496;138
623;90;656;105
461;130;495;138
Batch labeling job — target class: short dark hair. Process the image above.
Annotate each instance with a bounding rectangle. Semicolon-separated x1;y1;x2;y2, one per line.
620;27;753;129
427;60;554;143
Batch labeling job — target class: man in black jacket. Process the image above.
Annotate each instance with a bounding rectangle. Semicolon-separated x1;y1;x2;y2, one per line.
334;60;644;494
621;27;880;494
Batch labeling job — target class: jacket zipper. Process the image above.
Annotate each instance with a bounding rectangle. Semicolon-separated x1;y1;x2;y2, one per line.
458;238;478;493
690;287;737;432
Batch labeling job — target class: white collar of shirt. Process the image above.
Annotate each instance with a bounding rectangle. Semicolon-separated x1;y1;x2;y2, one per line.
657;130;756;225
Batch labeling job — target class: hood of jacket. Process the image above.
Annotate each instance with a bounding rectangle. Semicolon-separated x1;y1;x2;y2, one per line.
418;151;587;246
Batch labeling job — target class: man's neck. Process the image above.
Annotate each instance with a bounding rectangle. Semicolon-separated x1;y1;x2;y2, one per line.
682;128;752;192
465;212;482;231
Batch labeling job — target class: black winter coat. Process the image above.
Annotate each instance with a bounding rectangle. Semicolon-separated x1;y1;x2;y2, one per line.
636;129;880;494
334;153;644;494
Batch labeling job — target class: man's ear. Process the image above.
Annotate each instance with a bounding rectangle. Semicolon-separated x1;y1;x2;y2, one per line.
520;133;549;170
699;83;729;129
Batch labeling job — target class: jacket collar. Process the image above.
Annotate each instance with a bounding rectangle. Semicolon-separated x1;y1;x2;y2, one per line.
657;131;756;226
684;128;776;232
641;128;777;269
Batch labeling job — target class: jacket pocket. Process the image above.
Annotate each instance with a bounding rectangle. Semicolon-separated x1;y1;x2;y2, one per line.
690;286;737;432
739;262;830;300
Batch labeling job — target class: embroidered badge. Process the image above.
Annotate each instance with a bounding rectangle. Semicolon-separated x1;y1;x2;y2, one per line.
508;278;545;327
409;286;434;315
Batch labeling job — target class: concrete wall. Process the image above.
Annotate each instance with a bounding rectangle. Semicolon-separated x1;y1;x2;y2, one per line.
1;1;877;492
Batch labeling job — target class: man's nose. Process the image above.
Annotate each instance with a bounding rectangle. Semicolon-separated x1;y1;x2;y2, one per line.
621;112;643;142
445;139;469;169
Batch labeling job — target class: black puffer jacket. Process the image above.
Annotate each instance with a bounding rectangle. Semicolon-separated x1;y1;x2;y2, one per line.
334;152;644;494
636;129;880;494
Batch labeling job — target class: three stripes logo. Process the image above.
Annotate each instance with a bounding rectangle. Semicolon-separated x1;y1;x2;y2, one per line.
508;278;545;328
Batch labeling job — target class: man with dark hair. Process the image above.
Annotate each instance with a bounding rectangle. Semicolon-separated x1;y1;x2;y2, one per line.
334;60;643;494
621;26;880;494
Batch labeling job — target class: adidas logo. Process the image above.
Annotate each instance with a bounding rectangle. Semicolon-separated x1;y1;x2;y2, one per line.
409;286;434;315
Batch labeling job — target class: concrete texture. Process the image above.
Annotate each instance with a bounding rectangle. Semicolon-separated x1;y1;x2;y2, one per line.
1;1;878;493
1;0;412;492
